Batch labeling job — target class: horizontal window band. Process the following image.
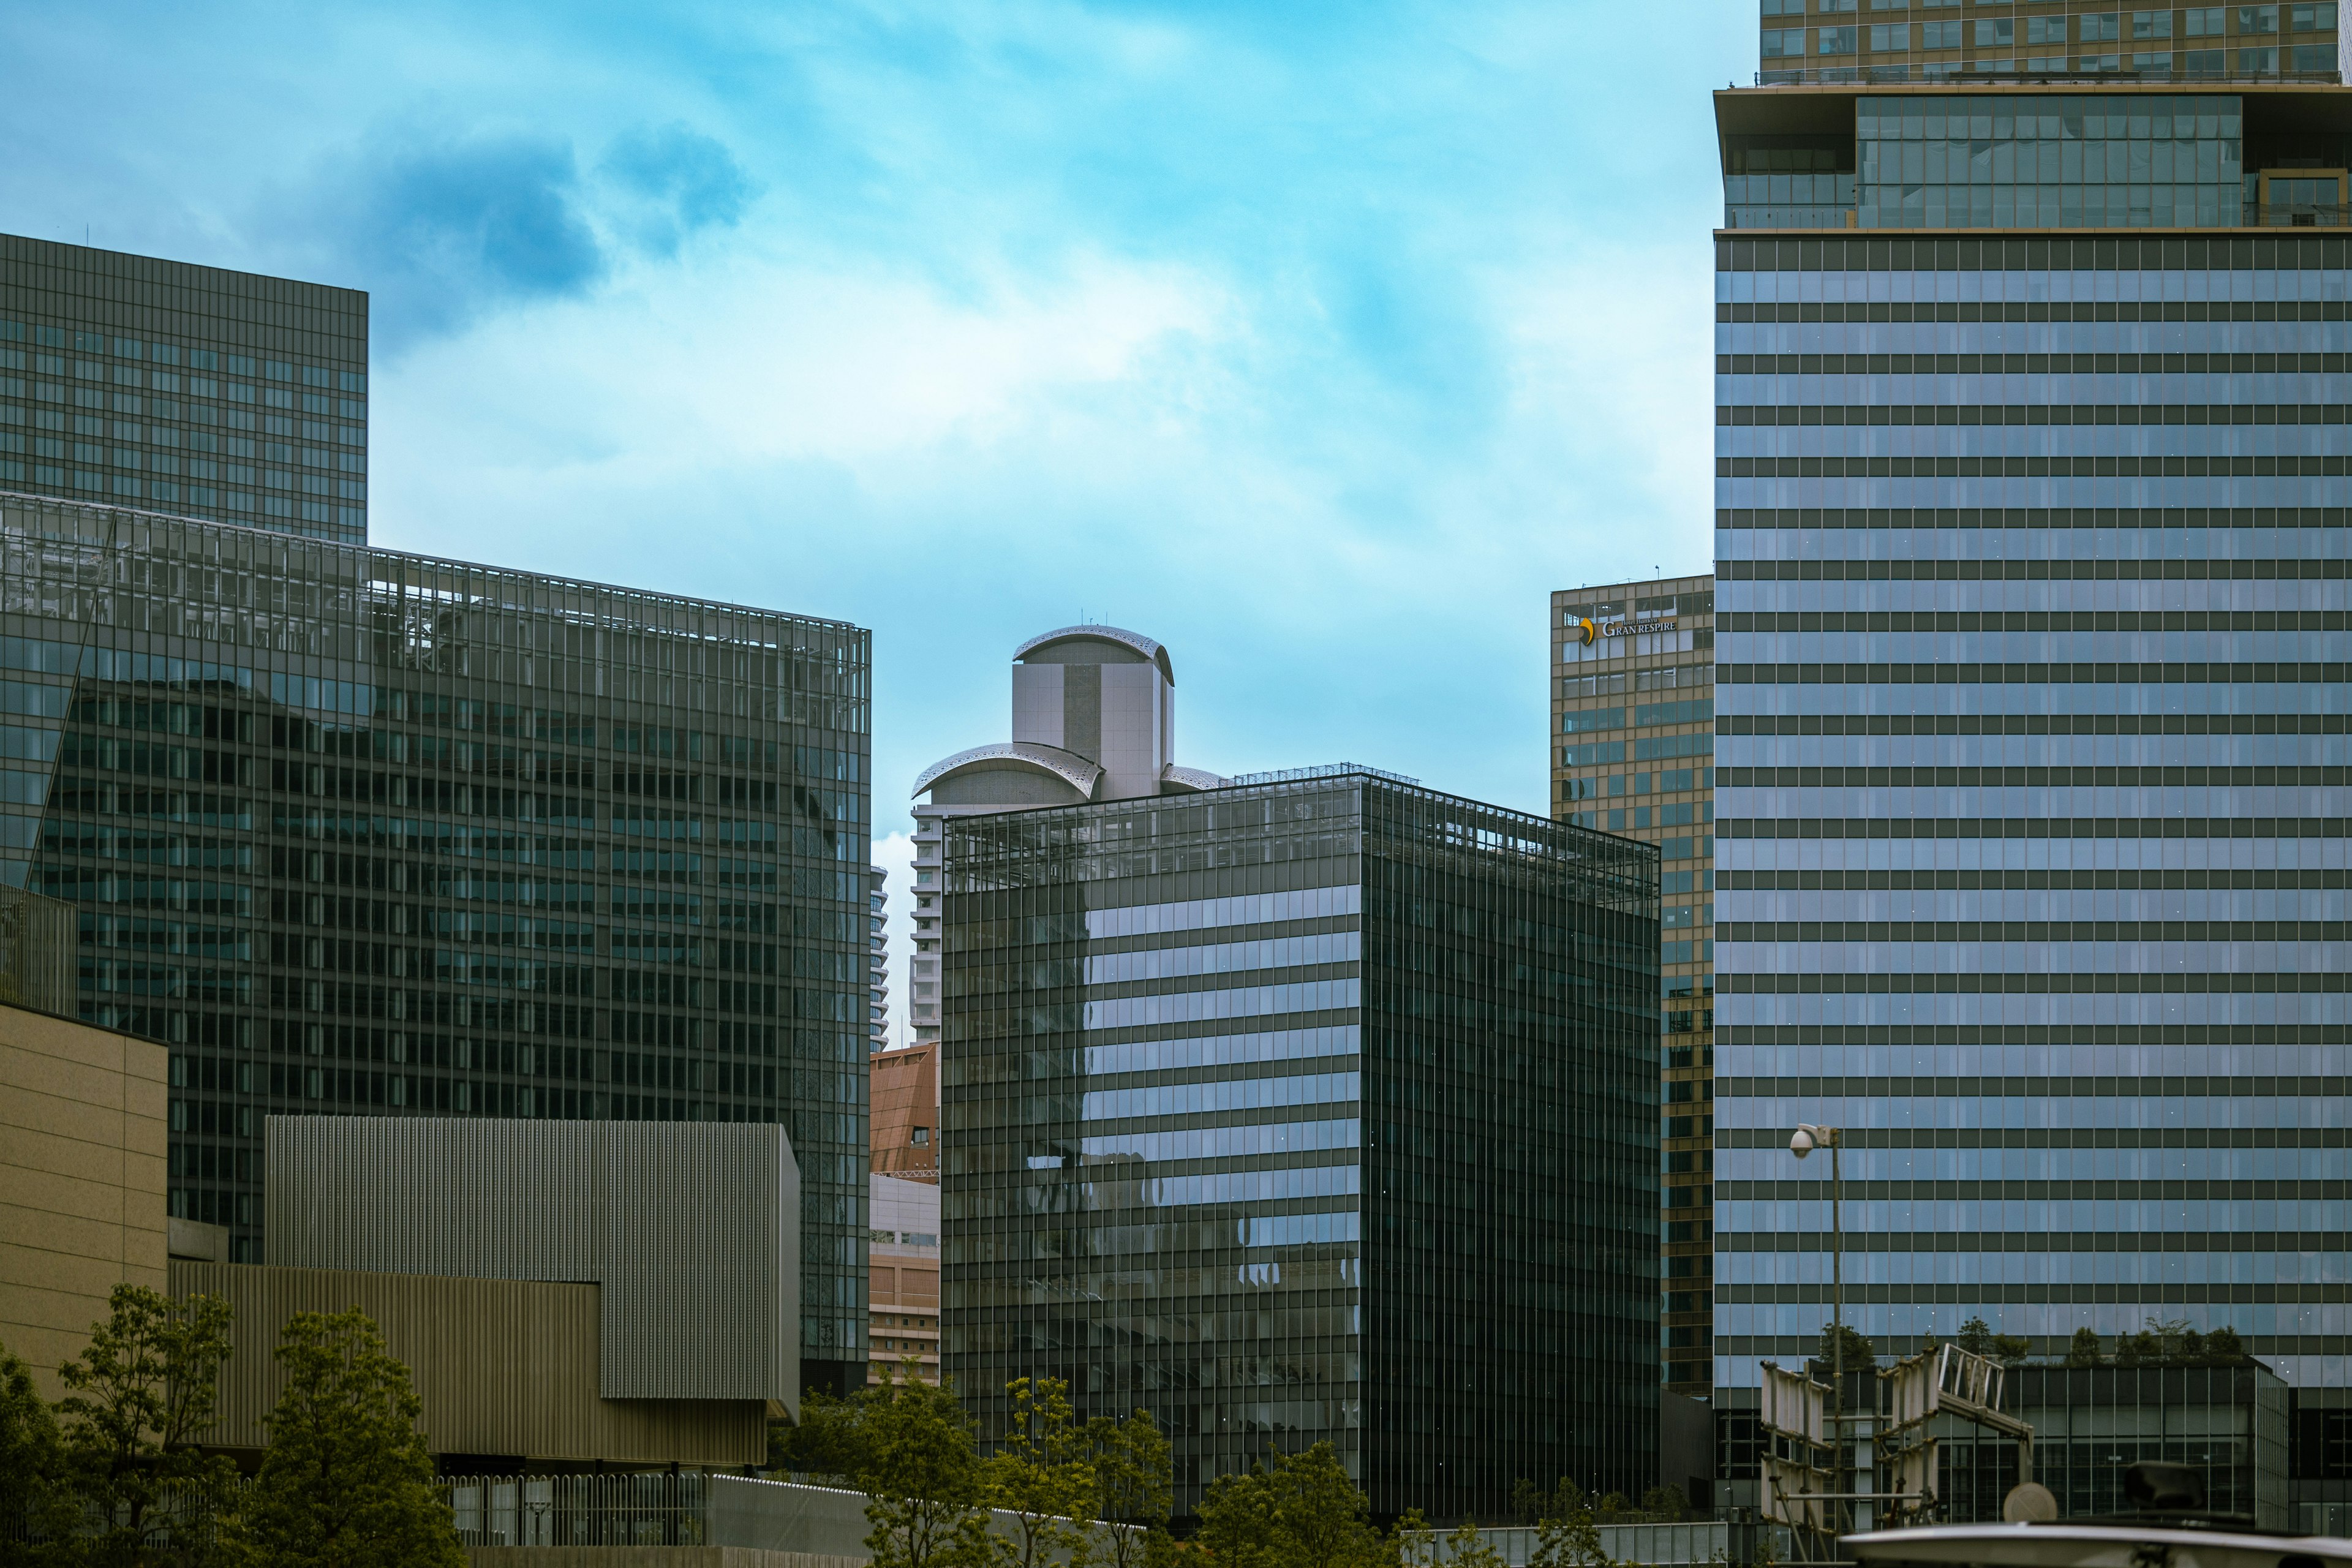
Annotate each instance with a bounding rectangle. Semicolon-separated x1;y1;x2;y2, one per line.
1721;815;2352;839
1714;235;2352;274
1720;663;2348;684
1722;764;2345;787
1719;1284;2352;1306
1725;921;2352;945
1719;1232;2352;1256
1722;971;2352;996
1717;1023;2352;1047
1720;305;2349;328
1716;868;2352;891
1724;454;2352;480
1718;709;2352;733
1718;612;2347;636
1716;1122;2352;1147
1720;1180;2342;1204
1721;402;2352;429
1714;505;2342;529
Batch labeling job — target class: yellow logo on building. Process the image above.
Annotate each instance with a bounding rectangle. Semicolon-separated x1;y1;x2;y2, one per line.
1577;618;1597;646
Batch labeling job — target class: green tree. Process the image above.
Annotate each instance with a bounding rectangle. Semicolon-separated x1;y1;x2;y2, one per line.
1638;1485;1687;1522
2202;1326;2249;1365
1435;1519;1507;1568
988;1378;1093;1568
1196;1444;1383;1568
53;1284;238;1568
2064;1327;2106;1368
1086;1410;1172;1568
233;1308;461;1568
775;1384;878;1483
1526;1506;1614;1568
1508;1479;1585;1529
858;1363;1001;1568
1952;1317;2032;1366
1;1339;73;1568
1810;1322;1877;1376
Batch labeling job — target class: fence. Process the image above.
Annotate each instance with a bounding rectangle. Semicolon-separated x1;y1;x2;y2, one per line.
442;1473;1110;1562
1412;1519;1795;1568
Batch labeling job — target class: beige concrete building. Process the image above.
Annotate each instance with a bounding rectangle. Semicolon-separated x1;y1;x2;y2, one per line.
866;1174;938;1385
1551;573;1717;1399
0;995;168;1400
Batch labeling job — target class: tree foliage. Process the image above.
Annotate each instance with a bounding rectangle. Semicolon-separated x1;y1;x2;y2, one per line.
855;1364;1002;1568
1195;1444;1387;1568
2064;1327;2107;1367
0;1339;72;1568
2109;1319;2250;1367
987;1378;1092;1568
1952;1317;2031;1366
1811;1322;1877;1375
1086;1409;1172;1568
234;1308;462;1568
53;1284;238;1568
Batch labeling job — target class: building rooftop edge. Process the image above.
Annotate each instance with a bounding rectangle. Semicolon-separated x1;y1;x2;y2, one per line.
1011;624;1175;683
0;490;872;641
0;230;370;304
940;768;1666;853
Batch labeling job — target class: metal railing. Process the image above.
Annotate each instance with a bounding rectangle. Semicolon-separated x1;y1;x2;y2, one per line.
1754;66;2345;88
444;1472;709;1548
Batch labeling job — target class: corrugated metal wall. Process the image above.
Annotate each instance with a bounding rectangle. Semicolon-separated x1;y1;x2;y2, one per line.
173;1261;767;1464
265;1117;798;1408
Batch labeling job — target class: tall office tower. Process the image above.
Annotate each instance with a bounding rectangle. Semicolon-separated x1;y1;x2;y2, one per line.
867;864;890;1052
0;491;875;1394
906;626;1226;1051
1758;2;2347;88
1550;575;1719;1400
0;236;369;546
937;772;1662;1519
1711;72;2352;1520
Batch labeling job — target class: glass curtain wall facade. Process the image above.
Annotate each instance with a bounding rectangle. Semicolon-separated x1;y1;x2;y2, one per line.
0;491;873;1390
1552;576;1720;1398
1757;2;2347;87
0;236;369;545
1713;137;2352;1465
938;777;1660;1521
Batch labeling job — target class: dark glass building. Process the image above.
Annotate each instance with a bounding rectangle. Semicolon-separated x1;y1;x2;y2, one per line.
0;234;368;546
0;490;874;1392
1710;78;2352;1512
938;771;1660;1520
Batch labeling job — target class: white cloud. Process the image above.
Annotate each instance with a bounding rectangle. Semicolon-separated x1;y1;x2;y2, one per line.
380;239;1233;486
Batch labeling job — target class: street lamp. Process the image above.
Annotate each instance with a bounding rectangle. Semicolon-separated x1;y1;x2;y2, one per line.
1790;1123;1847;1531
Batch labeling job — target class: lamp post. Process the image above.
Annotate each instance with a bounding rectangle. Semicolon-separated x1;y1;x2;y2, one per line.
1790;1122;1845;1533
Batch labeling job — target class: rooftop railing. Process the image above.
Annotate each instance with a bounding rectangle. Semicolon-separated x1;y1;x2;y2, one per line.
1752;66;2345;88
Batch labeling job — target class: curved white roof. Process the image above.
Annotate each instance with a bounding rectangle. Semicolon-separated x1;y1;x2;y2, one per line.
1011;625;1174;685
911;742;1104;800
1161;765;1229;793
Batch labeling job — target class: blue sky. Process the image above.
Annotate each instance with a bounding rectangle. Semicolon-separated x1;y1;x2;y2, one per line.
4;2;1755;997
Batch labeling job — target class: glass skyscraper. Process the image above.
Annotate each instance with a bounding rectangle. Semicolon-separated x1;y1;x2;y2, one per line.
1551;575;1721;1398
1711;75;2352;1517
0;491;875;1392
937;772;1660;1520
0;235;369;545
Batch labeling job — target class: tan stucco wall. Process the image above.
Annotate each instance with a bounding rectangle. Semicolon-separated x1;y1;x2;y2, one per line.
0;1002;168;1399
173;1261;768;1466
